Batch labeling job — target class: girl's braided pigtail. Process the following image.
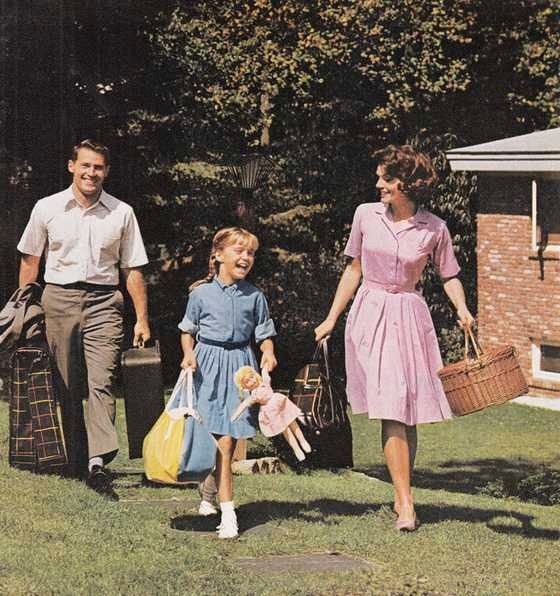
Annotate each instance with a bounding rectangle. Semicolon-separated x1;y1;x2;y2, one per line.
188;250;220;292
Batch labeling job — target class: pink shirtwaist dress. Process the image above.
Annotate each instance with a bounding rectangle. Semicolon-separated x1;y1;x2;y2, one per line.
344;202;460;425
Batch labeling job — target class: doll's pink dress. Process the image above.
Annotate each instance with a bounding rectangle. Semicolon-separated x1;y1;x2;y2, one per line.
344;202;461;426
252;385;301;437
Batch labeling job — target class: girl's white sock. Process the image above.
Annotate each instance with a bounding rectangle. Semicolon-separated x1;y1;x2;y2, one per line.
217;501;238;538
220;500;235;513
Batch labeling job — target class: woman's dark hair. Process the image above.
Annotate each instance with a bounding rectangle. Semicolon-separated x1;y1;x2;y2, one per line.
373;144;437;204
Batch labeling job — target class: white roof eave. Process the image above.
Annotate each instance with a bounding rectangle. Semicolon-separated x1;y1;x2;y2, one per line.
446;128;560;174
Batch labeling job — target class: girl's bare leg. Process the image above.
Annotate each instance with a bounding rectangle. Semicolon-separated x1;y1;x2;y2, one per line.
381;420;415;524
213;435;239;538
215;435;237;503
289;421;311;453
283;427;306;461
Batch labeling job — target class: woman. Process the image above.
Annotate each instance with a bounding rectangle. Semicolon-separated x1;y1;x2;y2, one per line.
315;144;474;531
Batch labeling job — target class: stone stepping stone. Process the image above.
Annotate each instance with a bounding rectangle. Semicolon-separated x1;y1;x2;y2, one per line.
234;552;374;573
241;523;284;538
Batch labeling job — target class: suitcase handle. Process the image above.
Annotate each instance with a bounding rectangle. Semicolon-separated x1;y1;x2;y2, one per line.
126;338;159;351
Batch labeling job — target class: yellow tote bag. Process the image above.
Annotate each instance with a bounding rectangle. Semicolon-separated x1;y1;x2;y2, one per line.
143;370;188;484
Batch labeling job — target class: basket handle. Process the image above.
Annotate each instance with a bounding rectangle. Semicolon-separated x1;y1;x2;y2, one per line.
463;326;483;360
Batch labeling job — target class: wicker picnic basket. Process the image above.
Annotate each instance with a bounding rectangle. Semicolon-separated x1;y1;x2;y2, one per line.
437;328;528;416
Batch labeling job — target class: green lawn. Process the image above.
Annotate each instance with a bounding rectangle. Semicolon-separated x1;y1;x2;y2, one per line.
0;399;559;595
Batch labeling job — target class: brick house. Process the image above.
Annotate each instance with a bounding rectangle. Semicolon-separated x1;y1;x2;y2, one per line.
447;128;560;396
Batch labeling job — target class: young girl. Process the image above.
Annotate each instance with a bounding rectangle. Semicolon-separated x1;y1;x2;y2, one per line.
179;227;277;539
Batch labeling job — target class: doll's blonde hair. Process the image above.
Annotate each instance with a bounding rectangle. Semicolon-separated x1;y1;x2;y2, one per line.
234;366;262;399
189;227;260;291
234;366;262;388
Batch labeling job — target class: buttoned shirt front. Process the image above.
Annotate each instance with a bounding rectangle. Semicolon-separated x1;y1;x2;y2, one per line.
178;277;276;343
344;202;460;290
17;186;148;285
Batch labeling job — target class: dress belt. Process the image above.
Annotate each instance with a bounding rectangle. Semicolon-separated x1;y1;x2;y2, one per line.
362;279;418;294
198;337;250;350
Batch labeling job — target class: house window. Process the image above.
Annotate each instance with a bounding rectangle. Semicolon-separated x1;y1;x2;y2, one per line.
532;179;560;250
532;341;560;381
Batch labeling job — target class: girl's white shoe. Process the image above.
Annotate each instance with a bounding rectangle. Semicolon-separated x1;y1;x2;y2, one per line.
198;500;218;516
217;511;238;539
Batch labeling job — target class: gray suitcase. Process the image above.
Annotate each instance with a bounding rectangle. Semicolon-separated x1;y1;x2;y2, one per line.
121;341;165;459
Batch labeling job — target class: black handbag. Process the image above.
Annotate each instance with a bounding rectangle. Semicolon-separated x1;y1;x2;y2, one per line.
277;339;353;469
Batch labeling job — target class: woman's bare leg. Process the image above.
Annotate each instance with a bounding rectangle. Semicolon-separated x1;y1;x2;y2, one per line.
406;425;417;474
381;420;415;523
289;421;311;453
389;425;417;514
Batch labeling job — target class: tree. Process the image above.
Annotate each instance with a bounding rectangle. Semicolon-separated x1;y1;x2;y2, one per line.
3;0;557;382
124;0;484;379
509;3;560;129
0;0;162;340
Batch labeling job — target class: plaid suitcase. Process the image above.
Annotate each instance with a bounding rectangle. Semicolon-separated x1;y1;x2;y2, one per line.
121;341;165;459
9;346;67;473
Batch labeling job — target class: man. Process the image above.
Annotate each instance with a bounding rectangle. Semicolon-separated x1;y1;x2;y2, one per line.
17;139;150;499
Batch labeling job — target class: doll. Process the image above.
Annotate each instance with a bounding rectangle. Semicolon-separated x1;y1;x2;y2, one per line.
231;366;312;461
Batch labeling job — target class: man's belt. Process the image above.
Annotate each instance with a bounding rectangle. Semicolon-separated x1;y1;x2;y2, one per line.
48;282;119;291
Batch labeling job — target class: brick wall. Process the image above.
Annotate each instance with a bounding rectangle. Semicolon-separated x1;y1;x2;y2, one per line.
478;176;560;395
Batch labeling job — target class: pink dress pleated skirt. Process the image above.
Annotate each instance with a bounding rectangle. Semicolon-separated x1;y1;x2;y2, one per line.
344;202;459;426
345;281;452;425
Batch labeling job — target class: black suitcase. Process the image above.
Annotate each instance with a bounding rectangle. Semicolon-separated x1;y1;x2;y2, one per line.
121;341;165;459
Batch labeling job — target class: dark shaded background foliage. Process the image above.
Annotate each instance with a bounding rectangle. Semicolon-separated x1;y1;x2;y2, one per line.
1;0;558;384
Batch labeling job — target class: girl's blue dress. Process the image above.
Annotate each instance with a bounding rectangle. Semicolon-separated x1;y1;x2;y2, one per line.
178;277;276;438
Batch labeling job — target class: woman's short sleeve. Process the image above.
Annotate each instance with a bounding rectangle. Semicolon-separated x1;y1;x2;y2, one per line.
178;291;201;335
254;292;276;342
344;205;363;259
433;224;461;279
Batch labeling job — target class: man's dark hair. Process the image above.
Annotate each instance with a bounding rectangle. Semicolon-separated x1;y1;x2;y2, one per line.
71;139;110;165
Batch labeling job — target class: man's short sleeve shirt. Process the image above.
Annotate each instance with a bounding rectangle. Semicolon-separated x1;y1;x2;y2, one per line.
17;186;148;285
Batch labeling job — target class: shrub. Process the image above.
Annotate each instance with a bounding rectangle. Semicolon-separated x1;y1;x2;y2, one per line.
517;470;560;506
